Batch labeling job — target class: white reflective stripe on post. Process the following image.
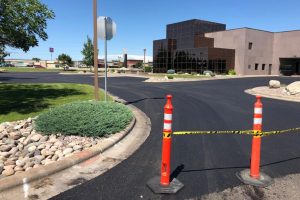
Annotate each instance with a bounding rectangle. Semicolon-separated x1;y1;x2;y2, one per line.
254;118;262;124
254;108;262;114
164;123;172;130
164;113;172;121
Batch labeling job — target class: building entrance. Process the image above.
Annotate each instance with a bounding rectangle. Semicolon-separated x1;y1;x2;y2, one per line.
279;58;300;75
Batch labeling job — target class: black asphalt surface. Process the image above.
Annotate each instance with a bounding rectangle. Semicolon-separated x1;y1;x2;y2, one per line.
1;72;300;199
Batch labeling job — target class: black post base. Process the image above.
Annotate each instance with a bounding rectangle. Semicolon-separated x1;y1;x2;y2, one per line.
147;176;184;194
236;169;273;187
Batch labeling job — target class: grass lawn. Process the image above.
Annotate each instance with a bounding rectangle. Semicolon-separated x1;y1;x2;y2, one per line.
0;83;111;123
0;67;63;73
150;73;208;78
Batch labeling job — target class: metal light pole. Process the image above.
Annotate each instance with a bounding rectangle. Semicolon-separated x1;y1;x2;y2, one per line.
143;48;146;65
93;0;100;101
104;17;108;102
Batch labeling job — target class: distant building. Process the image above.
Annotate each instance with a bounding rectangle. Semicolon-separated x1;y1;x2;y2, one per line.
153;19;300;75
153;19;234;74
4;59;59;68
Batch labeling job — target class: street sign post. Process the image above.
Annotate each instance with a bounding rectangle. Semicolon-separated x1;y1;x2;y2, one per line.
97;16;116;102
49;47;54;61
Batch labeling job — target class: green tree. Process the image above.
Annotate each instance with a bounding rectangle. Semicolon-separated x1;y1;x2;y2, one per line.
135;61;143;69
81;36;94;71
32;57;41;62
0;0;55;62
57;54;73;68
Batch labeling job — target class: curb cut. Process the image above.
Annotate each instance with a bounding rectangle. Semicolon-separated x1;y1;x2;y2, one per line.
245;88;300;103
0;98;140;192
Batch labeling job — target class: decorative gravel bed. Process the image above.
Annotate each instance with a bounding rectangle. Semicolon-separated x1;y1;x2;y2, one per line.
251;86;300;98
0;118;103;177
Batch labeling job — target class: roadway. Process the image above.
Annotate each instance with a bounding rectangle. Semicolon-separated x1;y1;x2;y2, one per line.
1;72;300;199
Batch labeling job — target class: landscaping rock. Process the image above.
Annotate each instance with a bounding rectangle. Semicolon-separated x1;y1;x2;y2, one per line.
269;80;280;88
28;145;37;152
286;81;300;95
0;125;5;133
16;159;26;167
0;152;11;158
27;118;32;123
9;132;22;140
39;136;48;143
0;144;12;152
2;167;15;176
31;134;42;142
13;125;22;130
73;145;83;151
14;166;24;172
9;147;18;155
4;138;16;145
4;159;15;166
63;148;73;155
37;143;46;150
0;117;104;176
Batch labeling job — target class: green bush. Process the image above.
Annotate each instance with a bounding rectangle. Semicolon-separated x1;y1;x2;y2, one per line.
191;72;197;75
228;69;236;75
34;101;133;137
144;66;152;72
167;75;174;79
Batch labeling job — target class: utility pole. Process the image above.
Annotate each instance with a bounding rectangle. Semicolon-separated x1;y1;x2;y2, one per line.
143;48;146;65
93;0;99;101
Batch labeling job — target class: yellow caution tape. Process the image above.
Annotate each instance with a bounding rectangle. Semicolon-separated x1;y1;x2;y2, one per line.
173;127;300;137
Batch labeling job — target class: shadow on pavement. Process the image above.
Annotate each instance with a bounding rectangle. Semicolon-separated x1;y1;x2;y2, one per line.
125;97;165;105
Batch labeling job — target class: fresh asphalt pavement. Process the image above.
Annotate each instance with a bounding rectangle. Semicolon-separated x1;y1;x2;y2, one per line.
1;73;300;199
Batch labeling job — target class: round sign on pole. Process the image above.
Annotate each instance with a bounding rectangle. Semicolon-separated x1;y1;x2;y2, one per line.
97;16;116;40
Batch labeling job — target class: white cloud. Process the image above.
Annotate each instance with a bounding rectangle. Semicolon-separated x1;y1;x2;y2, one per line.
98;54;153;62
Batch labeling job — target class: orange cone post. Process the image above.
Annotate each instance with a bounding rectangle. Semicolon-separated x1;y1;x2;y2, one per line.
250;96;263;178
237;96;273;187
160;95;173;185
147;95;184;194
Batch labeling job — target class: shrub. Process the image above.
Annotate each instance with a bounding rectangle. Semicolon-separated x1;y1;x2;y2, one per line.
34;101;133;137
177;71;184;74
228;69;236;75
110;69;115;73
144;66;152;72
167;75;174;79
191;72;197;75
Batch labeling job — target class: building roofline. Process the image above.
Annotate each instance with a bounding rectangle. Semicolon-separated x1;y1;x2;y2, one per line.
166;19;226;27
206;27;300;34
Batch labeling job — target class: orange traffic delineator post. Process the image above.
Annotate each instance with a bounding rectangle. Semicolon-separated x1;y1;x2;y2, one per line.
237;96;273;187
147;95;184;194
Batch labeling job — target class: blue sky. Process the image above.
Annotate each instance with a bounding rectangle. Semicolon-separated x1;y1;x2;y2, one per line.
7;0;300;61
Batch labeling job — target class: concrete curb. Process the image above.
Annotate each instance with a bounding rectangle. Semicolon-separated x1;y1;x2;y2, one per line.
245;88;300;103
0;102;139;192
144;75;280;83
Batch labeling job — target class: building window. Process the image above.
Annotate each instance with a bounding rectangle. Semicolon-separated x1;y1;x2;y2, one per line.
255;63;258;70
248;65;251;69
262;64;265;70
248;42;253;50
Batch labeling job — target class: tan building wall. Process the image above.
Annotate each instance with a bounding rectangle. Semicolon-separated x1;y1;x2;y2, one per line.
206;28;300;75
206;29;247;75
244;29;274;75
273;30;300;70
